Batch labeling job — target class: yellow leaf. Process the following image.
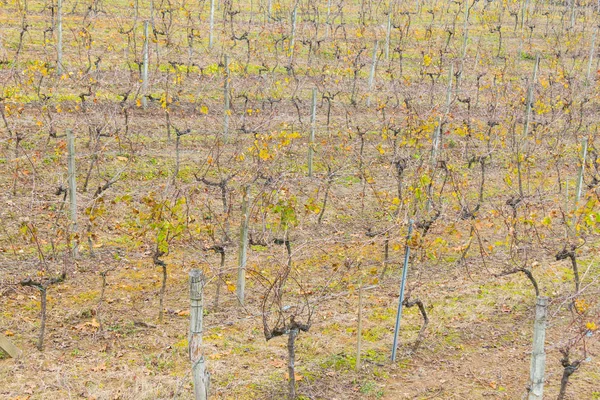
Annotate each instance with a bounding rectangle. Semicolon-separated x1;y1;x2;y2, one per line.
423;54;432;66
226;281;235;292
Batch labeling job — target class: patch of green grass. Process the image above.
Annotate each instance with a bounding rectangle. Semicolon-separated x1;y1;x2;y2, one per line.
320;352;355;372
358;380;384;397
143;353;174;372
369;307;395;322
362;326;388;342
107;321;138;336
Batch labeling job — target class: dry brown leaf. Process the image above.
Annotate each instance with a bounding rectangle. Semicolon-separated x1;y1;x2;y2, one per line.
269;359;285;368
284;372;303;381
91;363;106;372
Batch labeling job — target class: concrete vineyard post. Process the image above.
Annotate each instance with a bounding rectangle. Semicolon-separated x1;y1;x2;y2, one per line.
67;129;78;258
142;21;149;109
326;0;332;38
268;0;272;20
189;270;209;400
237;185;249;305
523;55;540;140
518;54;539;197
385;10;392;61
224;54;230;140
430;64;453;169
356;280;363;370
57;0;63;76
209;0;215;48
586;28;597;85
458;0;469;90
427;64;453;211
366;40;378;107
289;6;297;65
308;88;317;177
528;297;548;400
572;138;588;227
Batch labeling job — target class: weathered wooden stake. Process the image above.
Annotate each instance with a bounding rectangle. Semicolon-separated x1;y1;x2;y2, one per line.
528;296;548;400
189;270;209;400
0;333;22;358
308;88;317;177
236;185;249;305
142;20;149;109
67;129;78;258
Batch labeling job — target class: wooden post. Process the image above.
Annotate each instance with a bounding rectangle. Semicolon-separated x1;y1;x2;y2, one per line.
223;54;230;141
189;270;209;400
308;88;317;177
366;40;378;107
209;0;215;48
528;297;548;400
287;328;299;400
236;185;249;305
57;0;63;76
67;129;78;258
0;333;22;359
142;21;149;109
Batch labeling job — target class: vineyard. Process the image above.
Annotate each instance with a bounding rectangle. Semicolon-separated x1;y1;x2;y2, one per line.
0;0;599;398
